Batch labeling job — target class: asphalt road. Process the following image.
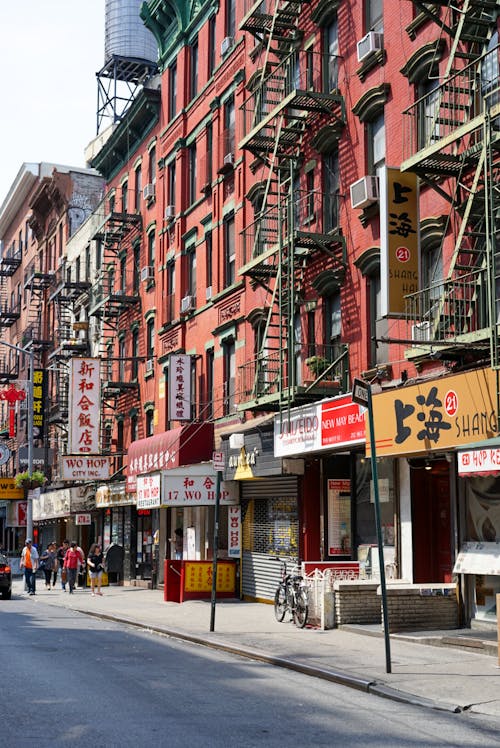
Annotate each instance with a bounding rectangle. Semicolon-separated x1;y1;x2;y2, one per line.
1;596;500;748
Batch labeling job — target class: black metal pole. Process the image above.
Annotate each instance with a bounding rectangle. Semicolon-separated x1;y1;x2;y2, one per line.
210;469;222;632
367;385;392;673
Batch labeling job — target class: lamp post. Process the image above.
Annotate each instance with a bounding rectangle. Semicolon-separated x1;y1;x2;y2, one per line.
0;340;34;538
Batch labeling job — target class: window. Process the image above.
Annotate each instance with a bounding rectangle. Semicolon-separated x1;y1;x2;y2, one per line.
224;96;235;156
324;152;339;232
188;143;197;204
85;246;91;281
325;19;339;91
190;358;197;420
190;39;198;99
417;77;440;148
119;338;126;380
148;146;156;185
366;0;383;31
58;223;64;258
130;413;138;442
147;231;156;268
168;62;177;120
306;170;315;218
223;339;236;415
422;240;443;298
146;409;154;437
95;238;102;271
121;181;128;213
367;113;385;177
132;328;139;379
168;161;176;207
116;420;124;471
206;232;213;294
325;291;342;360
187;245;196;298
120;256;126;291
208;16;216;76
133;244;140;292
166;262;175;321
226;0;236;38
146;318;155;361
75;256;81;283
206;348;214;420
223;214;235;287
368;270;382;366
135;165;142;212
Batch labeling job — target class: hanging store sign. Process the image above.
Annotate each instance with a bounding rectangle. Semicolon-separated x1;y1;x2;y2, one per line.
228;505;241;558
6;500;27;527
96;483;130;508
160;464;237;506
75;513;92;526
68;358;101;454
168;354;191;421
61;456;112;481
32;369;46;440
367;367;499;458
380;167;419;317
457;445;500;476
274;394;365;457
136;473;161;509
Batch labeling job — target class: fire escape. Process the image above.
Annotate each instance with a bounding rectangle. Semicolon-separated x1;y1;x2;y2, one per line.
401;0;500;368
0;243;21;381
88;189;141;457
47;262;91;427
23;261;53;364
238;0;347;412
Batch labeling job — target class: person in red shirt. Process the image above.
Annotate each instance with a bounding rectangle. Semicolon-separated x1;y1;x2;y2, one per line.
63;541;84;594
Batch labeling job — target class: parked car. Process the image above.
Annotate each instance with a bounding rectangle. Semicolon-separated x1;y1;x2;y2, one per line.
0;554;12;599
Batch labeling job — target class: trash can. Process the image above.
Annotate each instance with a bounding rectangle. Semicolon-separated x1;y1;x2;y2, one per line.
104;543;124;584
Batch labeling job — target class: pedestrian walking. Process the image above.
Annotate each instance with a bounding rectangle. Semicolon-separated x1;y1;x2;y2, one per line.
63;541;84;594
39;542;58;589
171;528;183;560
87;543;105;596
57;540;70;591
20;539;39;595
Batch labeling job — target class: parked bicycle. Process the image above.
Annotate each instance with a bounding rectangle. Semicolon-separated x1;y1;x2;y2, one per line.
273;557;308;629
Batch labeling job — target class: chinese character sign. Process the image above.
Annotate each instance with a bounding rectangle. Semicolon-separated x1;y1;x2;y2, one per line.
32;369;46;440
168;354;191;422
380;167;419;316
367;367;499;457
228;506;241;558
68;358;101;454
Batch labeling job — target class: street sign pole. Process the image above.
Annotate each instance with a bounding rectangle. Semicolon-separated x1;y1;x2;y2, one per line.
210;468;222;632
352;379;392;674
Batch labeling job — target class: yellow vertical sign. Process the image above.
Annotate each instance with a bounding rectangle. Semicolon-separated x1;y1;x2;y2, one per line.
386;168;419;315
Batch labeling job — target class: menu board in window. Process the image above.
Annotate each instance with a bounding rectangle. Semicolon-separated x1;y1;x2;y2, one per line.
328;479;351;556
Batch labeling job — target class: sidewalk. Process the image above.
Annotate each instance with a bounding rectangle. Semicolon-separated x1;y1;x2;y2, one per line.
16;579;500;718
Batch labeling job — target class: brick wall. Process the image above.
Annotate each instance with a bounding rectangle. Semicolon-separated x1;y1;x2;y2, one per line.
380;584;459;633
334;581;381;626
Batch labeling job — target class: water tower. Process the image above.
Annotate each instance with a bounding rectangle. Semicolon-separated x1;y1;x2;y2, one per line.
96;0;158;133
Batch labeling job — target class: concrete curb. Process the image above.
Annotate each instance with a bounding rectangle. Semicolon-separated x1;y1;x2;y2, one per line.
66;604;463;714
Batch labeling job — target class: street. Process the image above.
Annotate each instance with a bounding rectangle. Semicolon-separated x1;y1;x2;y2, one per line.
1;594;500;747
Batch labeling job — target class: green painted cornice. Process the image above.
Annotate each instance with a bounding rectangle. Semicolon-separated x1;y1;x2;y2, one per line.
141;1;218;64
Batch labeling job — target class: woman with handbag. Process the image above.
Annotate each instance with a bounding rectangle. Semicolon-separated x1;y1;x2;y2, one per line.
39;542;58;590
87;543;105;596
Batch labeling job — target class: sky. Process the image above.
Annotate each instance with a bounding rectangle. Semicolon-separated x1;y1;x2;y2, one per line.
0;0;105;205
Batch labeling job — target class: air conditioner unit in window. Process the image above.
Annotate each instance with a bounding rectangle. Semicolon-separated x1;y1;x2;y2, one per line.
223;152;234;166
141;266;154;282
180;294;195;314
349;175;379;209
221;36;234;56
143;183;155;200
205;285;212;301
165;205;176;220
357;31;384;63
411;321;431;343
145;358;154;373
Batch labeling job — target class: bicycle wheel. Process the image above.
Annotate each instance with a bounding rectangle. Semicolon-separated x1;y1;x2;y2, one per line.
274;584;287;622
293;587;308;628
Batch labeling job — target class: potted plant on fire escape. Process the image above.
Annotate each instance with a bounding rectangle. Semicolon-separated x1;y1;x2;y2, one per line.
304;355;341;391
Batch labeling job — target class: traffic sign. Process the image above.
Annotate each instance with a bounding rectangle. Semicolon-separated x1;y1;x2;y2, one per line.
212;451;225;472
352;378;370;406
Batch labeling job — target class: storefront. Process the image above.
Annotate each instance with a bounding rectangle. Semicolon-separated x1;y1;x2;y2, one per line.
32;485;96;553
455;439;500;624
273;395;386;574
0;478;26;554
127;423;215;588
95;482;136;583
220;420;304;601
369;366;499;615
